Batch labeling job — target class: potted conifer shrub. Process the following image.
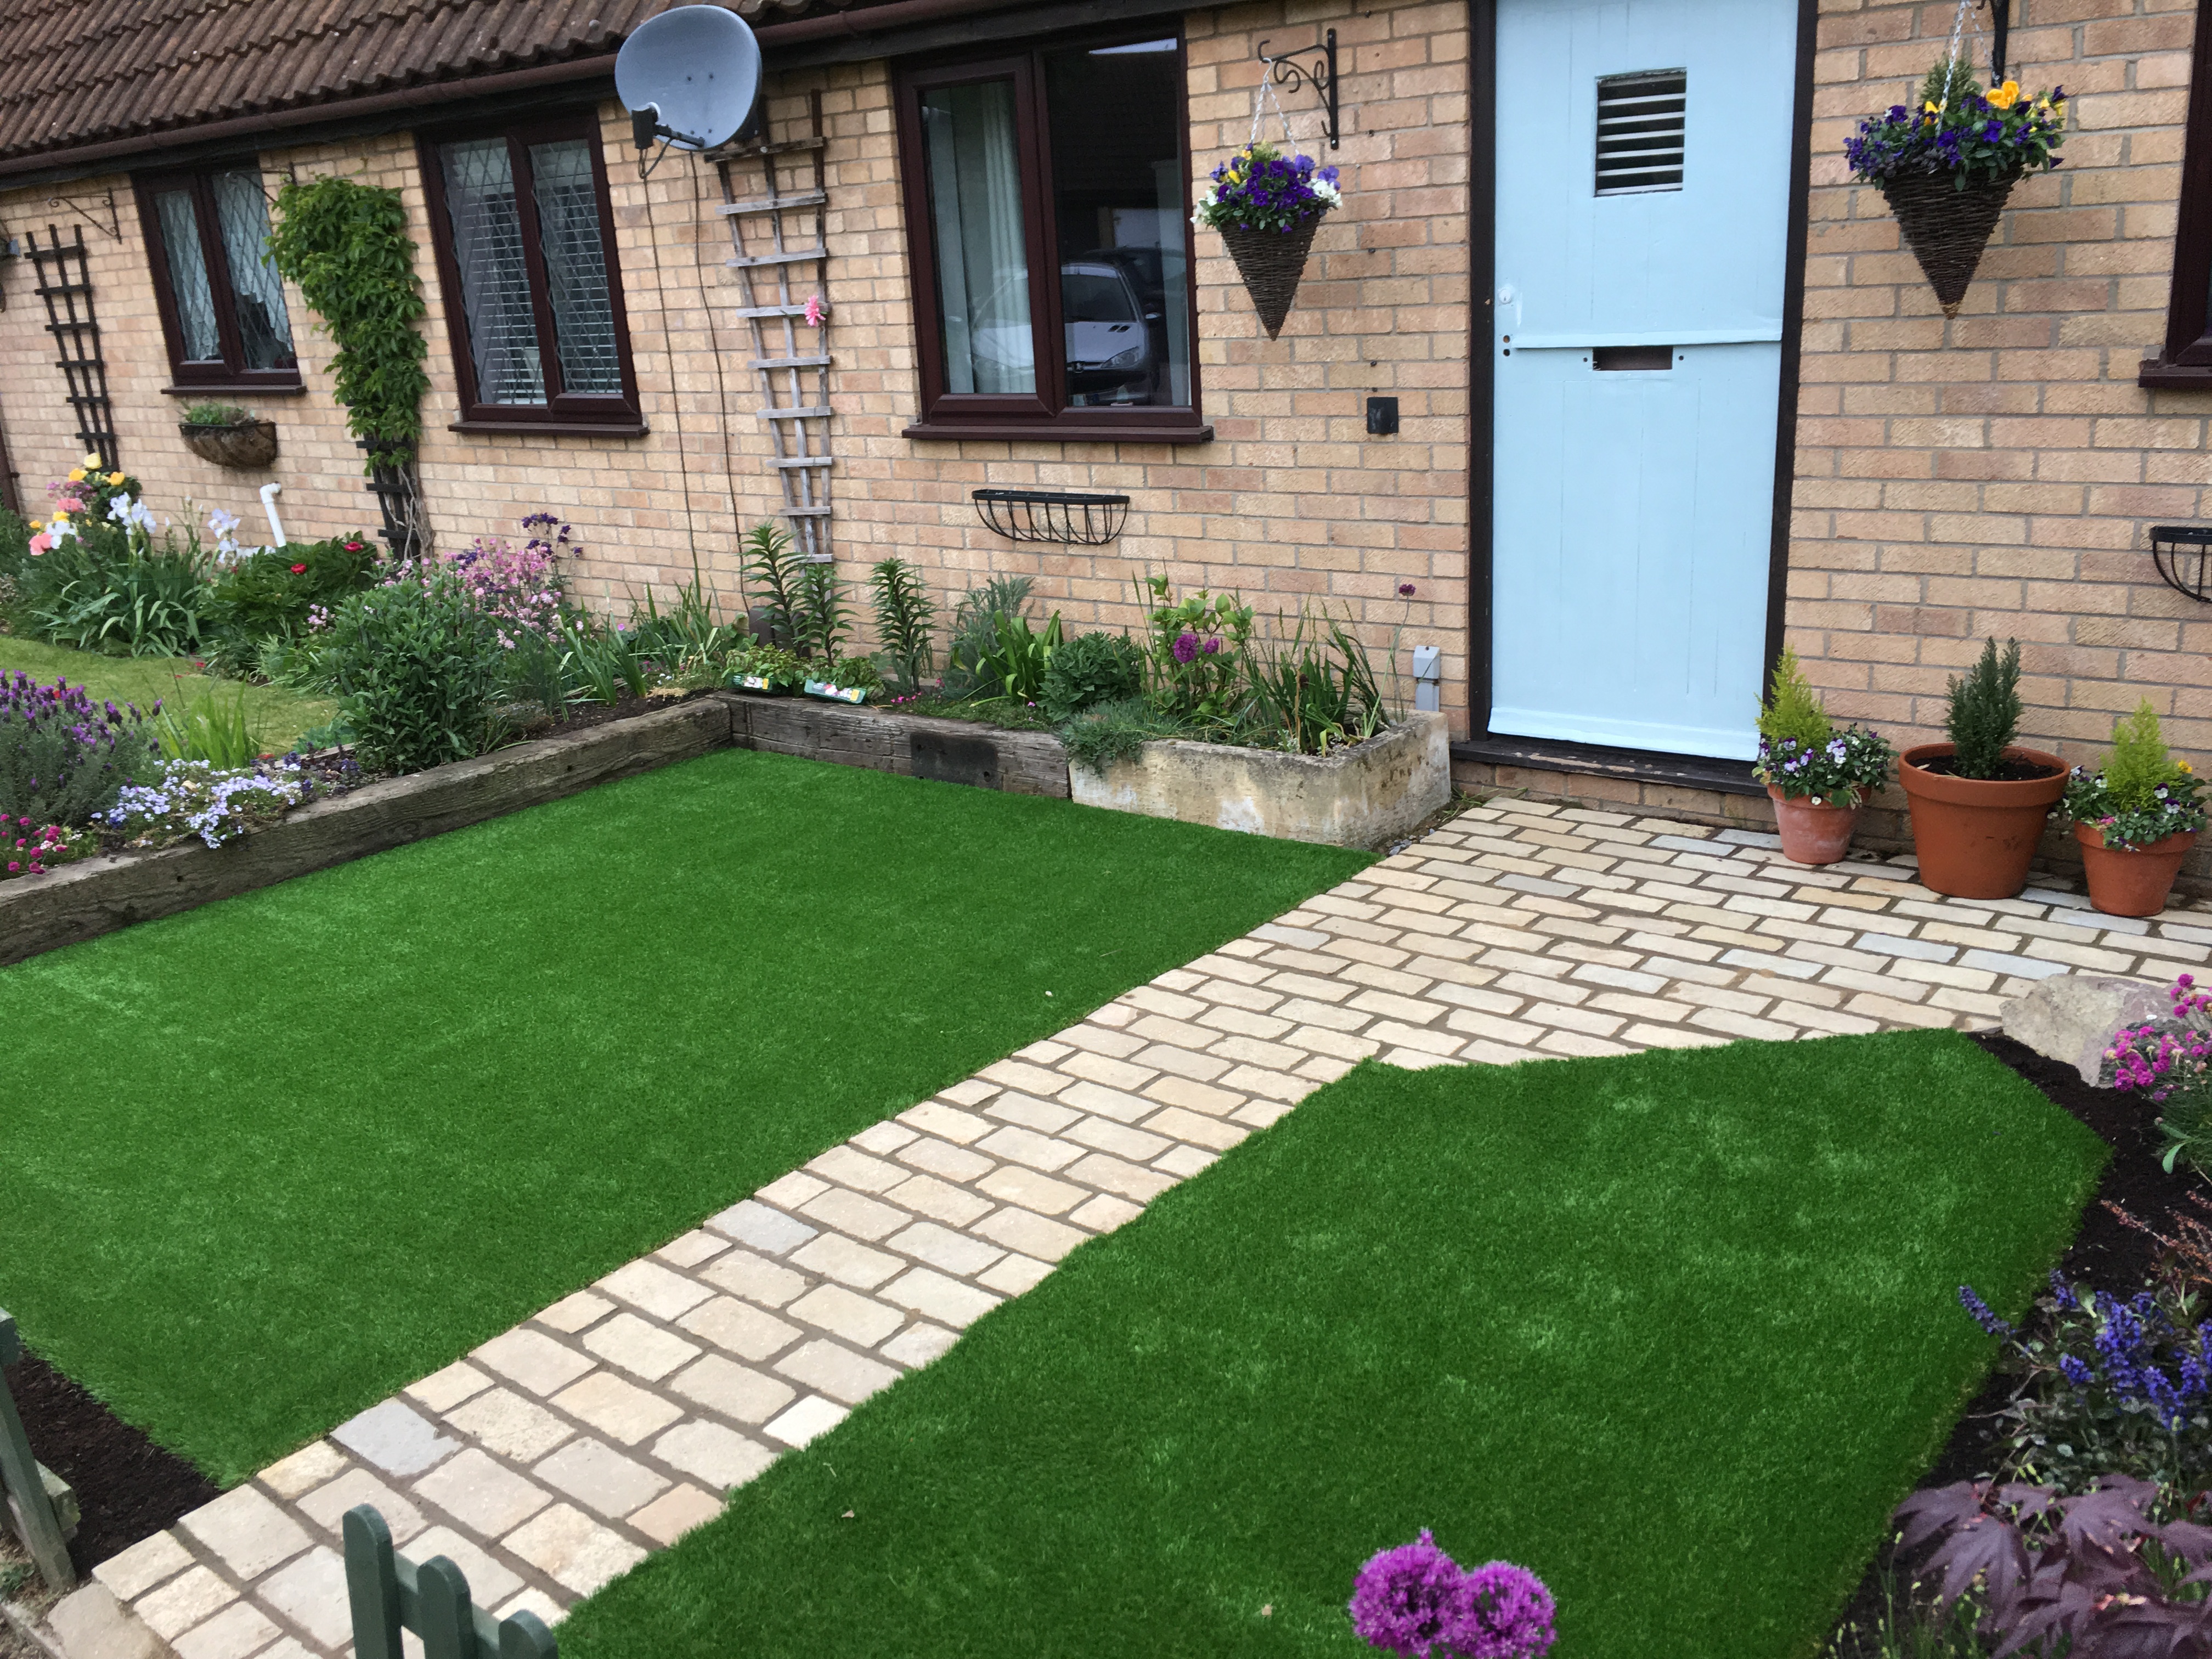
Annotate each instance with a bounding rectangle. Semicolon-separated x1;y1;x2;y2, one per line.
1751;649;1894;866
2062;701;2205;916
1897;638;2068;899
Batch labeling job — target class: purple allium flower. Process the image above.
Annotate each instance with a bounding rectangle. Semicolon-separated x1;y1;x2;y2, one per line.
1399;583;1417;598
1203;636;1221;656
1350;1532;1474;1658
1959;1285;2012;1339
1458;1562;1556;1659
1172;631;1200;664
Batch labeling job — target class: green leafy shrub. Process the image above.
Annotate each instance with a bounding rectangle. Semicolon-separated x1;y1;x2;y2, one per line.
1139;574;1252;724
205;535;381;641
1060;696;1183;773
1041;630;1142;721
729;640;807;691
183;402;252;426
870;558;937;694
1946;637;2024;779
29;537;209;658
323;572;503;773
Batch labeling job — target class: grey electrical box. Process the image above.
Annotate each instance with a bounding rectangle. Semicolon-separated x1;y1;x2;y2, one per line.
1411;645;1441;712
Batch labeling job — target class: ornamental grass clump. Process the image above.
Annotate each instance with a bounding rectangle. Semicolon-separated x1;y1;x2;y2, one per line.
1752;647;1893;803
1350;1531;1555;1659
0;672;160;825
2065;700;2205;851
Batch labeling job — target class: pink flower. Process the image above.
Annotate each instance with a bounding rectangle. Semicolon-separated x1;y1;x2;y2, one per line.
803;294;827;328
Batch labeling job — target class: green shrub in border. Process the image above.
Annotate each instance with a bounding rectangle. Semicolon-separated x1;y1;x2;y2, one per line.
1041;630;1143;723
323;571;503;772
205;535;383;641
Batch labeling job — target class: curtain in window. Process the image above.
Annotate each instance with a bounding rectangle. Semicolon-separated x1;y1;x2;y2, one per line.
154;189;221;362
922;82;1032;394
528;139;621;397
439;138;545;404
211;171;297;371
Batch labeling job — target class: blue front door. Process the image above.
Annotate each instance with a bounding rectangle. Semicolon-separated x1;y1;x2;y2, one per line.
1490;0;1798;760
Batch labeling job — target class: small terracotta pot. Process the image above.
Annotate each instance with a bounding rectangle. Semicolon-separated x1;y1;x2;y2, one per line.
1897;742;2069;899
1767;783;1862;866
2074;823;2199;918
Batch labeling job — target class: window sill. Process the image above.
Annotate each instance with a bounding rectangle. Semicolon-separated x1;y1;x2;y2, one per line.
448;419;650;438
2138;359;2212;390
901;420;1213;445
162;382;306;397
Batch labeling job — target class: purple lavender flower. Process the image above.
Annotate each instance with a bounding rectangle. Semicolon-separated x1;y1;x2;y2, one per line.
1172;631;1200;664
1959;1284;2012;1339
1458;1562;1557;1659
2059;1353;2094;1387
1350;1532;1476;1658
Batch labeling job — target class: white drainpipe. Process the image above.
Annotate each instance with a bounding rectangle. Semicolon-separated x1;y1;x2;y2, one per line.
258;482;286;549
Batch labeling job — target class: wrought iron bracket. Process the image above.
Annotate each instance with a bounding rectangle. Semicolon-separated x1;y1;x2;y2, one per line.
42;188;118;241
1985;0;2012;81
1256;30;1339;150
2149;526;2212;604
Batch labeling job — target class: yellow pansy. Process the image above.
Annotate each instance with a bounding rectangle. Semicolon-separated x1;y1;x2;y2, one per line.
65;468;84;482
1987;80;2020;110
106;471;123;486
79;452;99;468
48;509;66;522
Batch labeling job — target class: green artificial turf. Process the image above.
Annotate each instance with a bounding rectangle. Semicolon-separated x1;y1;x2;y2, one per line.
0;748;1367;1482
0;636;336;751
562;1031;2105;1659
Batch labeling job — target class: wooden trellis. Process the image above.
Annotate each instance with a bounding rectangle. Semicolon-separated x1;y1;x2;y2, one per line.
710;93;833;562
24;225;117;471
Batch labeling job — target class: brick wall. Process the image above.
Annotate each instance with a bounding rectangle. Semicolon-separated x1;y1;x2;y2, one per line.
1793;0;2210;776
0;0;1474;730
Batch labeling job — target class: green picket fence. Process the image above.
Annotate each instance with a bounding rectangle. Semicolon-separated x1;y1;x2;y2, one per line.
344;1505;556;1659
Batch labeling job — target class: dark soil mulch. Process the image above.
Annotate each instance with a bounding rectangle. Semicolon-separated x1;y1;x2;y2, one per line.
2;1351;218;1572
1911;754;2066;783
1825;1029;2197;1651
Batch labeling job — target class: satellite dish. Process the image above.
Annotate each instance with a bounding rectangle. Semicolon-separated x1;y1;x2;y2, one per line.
616;5;762;151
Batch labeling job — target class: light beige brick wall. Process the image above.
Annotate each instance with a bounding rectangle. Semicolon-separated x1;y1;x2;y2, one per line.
0;0;1473;724
1795;0;2212;776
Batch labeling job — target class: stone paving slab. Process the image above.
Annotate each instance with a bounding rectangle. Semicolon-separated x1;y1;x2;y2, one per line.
83;799;2210;1659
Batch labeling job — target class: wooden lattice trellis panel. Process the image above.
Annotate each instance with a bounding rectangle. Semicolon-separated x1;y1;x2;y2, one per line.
709;93;832;561
25;224;117;470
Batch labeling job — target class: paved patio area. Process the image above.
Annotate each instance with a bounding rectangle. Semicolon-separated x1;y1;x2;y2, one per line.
74;796;2209;1659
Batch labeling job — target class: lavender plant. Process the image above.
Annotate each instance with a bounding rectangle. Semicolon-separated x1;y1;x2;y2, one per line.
1349;1530;1556;1659
0;672;161;825
1960;1266;2212;1501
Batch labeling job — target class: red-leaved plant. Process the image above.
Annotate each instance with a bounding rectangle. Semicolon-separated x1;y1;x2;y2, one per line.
1897;1472;2212;1654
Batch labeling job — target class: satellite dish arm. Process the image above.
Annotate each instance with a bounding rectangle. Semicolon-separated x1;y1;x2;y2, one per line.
630;103;708;150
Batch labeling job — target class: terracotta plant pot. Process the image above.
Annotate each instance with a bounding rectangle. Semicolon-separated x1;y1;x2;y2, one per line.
1766;783;1863;866
2074;823;2199;918
1897;742;2068;899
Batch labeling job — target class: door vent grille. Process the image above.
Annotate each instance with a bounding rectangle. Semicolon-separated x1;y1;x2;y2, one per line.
1595;70;1686;195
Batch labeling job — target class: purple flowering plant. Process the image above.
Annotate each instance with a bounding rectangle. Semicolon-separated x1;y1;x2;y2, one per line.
1350;1531;1555;1659
2104;974;2212;1177
1958;1253;2212;1502
1193;140;1343;234
101;756;317;850
1138;573;1253;724
1844;57;2066;190
2063;700;2204;853
0;672;162;827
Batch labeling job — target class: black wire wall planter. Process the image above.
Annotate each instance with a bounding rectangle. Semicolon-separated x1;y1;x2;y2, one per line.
973;489;1130;546
2148;525;2212;603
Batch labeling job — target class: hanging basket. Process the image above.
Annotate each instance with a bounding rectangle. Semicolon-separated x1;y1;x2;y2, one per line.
1878;168;2017;318
1218;213;1325;340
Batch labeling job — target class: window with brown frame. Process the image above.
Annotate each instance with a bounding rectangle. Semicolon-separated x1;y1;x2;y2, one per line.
419;113;644;435
894;31;1208;442
2143;0;2212;387
133;165;301;393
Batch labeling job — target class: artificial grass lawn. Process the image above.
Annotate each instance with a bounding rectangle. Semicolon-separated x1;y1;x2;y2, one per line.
0;636;335;751
0;748;1367;1482
563;1031;2106;1659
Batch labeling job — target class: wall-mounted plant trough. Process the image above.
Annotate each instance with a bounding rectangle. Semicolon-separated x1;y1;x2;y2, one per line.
179;417;278;469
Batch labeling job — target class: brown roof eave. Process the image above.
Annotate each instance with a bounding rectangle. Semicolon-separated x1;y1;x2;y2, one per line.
0;49;617;182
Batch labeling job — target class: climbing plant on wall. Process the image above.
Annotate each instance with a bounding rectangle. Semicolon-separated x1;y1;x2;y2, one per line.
265;174;431;550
